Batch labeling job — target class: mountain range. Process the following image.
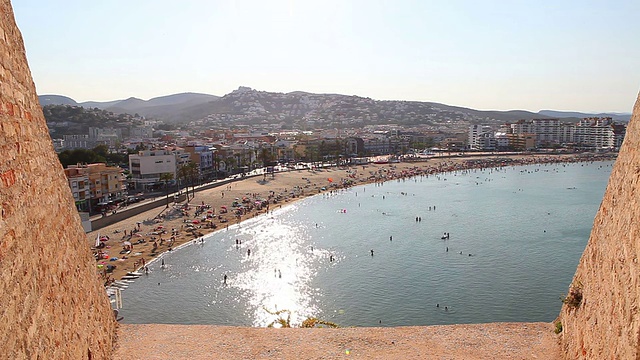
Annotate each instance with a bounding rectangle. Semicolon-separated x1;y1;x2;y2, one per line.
38;88;631;126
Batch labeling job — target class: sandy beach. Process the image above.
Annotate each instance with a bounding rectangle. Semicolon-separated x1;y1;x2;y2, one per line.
89;153;612;284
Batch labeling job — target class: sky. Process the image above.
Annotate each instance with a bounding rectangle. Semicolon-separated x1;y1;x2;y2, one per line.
11;0;640;113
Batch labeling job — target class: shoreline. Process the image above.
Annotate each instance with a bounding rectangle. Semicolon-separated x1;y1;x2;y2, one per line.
90;153;616;285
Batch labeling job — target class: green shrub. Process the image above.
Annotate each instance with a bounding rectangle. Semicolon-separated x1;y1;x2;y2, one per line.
554;321;563;334
562;281;583;309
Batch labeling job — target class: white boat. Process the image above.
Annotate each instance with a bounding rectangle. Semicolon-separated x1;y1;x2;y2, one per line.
127;271;144;276
121;275;139;280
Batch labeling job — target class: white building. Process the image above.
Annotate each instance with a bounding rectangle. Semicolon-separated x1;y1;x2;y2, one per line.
574;117;615;149
468;125;493;150
130;126;154;139
129;150;178;190
494;132;509;149
532;119;560;146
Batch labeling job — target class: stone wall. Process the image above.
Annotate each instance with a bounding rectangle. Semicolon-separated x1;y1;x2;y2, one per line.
559;93;640;359
0;1;115;359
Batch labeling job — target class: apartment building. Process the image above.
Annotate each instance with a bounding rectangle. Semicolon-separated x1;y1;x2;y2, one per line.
129;150;178;190
64;163;125;211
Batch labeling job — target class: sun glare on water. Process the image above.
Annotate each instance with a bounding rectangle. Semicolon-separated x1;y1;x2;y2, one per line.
228;205;321;327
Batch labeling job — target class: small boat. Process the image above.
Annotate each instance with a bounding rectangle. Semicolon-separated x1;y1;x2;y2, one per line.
127;271;144;276
121;275;140;280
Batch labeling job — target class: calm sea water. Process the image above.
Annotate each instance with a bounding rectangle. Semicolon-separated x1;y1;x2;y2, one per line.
119;160;613;327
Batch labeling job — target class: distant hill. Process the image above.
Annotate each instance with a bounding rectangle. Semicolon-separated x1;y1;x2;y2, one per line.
81;100;122;108
41;88;629;128
103;93;220;120
38;95;77;106
37;92;220;120
539;110;631;122
169;87;556;128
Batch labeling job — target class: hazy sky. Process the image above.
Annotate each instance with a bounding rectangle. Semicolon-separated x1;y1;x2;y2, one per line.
12;0;640;113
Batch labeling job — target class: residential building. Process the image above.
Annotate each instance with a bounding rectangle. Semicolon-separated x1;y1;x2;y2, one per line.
184;145;215;180
507;133;536;150
468;125;493;150
574;117;611;149
63;134;94;149
128;150;178;190
130;126;154;139
64;163;125;211
64;166;91;212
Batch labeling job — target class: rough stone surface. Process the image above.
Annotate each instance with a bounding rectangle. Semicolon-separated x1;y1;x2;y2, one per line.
114;323;561;359
0;2;115;359
559;93;640;359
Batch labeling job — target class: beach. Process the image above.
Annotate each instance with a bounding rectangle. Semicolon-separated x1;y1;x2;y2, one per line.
89;153;614;284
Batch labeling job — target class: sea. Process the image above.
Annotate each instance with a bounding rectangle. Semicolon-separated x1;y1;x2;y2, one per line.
118;160;614;327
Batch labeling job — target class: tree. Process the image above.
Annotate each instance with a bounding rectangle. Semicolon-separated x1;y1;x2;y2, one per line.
259;147;273;168
224;157;237;175
159;172;174;208
58;148;106;167
177;162;198;201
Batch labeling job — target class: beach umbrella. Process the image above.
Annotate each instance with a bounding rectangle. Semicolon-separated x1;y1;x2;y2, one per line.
207;210;213;213
123;241;132;246
192;220;200;224
134;233;143;237
221;205;227;209
157;225;164;229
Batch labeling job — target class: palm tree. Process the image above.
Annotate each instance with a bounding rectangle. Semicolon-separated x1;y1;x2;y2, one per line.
259;147;272;168
225;157;237;176
177;162;198;201
159;172;174;208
